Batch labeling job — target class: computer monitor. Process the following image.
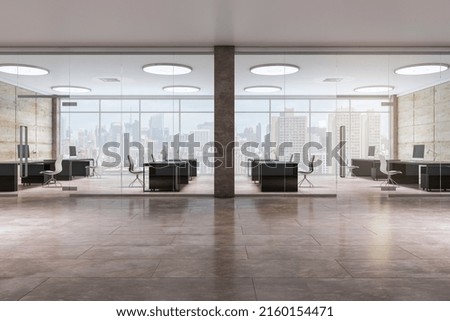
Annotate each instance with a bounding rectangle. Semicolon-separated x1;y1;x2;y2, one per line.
412;144;425;159
17;145;30;159
69;146;77;157
368;146;376;157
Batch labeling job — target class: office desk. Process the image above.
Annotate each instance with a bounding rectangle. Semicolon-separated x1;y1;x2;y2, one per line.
250;159;272;182
0;162;18;191
0;160;53;191
167;159;197;180
351;159;387;180
21;160;54;184
388;160;450;185
256;161;298;192
143;161;189;192
419;165;450;191
57;159;94;180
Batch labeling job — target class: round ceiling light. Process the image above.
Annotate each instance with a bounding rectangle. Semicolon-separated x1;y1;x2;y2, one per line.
250;64;299;76
394;63;450;75
354;85;394;93
51;86;91;94
244;86;282;93
143;63;192;75
163;86;200;93
0;64;49;76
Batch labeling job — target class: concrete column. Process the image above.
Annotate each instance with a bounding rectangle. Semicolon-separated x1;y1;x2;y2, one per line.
51;97;60;159
214;46;235;198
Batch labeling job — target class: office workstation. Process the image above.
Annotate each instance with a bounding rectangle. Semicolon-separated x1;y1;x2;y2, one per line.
0;155;94;192
351;144;450;191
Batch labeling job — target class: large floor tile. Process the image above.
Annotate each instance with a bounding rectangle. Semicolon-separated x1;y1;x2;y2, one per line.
0;258;160;278
21;277;256;300
0;277;48;300
79;245;248;260
154;259;351;278
253;277;450;300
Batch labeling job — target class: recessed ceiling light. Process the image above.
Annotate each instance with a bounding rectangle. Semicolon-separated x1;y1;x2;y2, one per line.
51;86;91;94
250;64;299;76
143;63;192;75
97;77;121;83
323;78;344;83
0;64;49;76
244;86;282;93
163;86;200;93
394;63;450;75
354;85;394;93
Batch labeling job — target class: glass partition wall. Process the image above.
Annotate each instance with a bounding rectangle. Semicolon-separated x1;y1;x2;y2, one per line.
0;52;214;195
234;52;450;195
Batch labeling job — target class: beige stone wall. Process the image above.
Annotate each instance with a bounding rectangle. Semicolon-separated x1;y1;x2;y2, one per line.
0;81;52;161
397;81;450;161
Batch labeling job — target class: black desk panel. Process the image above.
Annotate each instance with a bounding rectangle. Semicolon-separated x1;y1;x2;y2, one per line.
143;161;189;192
388;160;450;185
56;159;93;180
0;162;18;191
258;161;298;192
351;159;387;180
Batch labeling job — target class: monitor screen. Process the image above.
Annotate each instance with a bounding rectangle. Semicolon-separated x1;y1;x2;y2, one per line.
17;145;30;159
368;146;376;157
413;144;425;159
69;146;77;157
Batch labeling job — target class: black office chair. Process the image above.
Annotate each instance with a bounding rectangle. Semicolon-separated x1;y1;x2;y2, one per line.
298;155;316;187
127;155;143;187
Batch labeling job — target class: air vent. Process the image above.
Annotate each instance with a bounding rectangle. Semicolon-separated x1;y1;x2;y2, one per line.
98;77;121;83
323;78;344;83
62;102;77;107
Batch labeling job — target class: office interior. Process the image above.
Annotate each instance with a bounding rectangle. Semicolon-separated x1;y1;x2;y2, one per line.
3;49;450;301
1;51;450;196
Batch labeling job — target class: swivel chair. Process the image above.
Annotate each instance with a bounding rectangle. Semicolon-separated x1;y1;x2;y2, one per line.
346;159;359;178
298;155;315;187
379;154;402;186
86;155;101;178
40;154;63;187
127;155;143;187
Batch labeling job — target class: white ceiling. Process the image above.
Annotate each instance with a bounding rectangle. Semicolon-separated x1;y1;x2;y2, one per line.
1;0;450;47
2;1;450;97
1;53;450;97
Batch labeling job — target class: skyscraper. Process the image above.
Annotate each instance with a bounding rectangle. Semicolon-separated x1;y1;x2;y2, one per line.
271;108;307;161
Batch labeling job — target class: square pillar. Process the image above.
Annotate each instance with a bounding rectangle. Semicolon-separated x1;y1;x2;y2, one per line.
214;46;235;198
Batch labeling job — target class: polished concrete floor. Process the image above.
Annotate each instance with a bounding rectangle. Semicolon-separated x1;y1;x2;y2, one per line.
1;193;450;300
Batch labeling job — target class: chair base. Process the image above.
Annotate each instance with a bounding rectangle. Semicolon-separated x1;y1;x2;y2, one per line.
89;170;101;178
346;165;359;178
86;166;101;178
129;175;143;187
42;177;62;188
298;175;313;187
380;176;399;187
